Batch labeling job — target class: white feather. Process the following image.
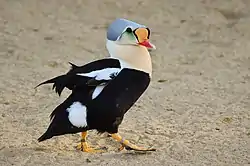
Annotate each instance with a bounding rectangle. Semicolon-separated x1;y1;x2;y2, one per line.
77;68;120;80
67;102;87;128
92;85;106;99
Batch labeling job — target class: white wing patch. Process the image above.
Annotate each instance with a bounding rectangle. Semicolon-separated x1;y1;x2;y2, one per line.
77;68;120;80
67;102;87;128
92;85;106;99
77;68;121;100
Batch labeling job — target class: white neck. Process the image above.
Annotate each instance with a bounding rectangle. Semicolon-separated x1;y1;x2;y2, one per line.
106;40;152;77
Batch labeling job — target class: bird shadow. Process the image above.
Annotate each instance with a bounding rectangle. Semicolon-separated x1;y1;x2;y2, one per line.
101;149;157;160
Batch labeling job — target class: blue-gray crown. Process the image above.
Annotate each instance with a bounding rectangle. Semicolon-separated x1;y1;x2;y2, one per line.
107;18;146;41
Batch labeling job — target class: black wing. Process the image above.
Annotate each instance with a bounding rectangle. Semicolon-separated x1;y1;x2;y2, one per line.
86;69;151;133
35;58;121;96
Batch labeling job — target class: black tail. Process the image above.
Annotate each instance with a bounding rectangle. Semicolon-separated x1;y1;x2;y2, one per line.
35;62;79;96
68;62;78;71
37;95;85;143
35;75;67;96
38;132;53;142
37;121;82;142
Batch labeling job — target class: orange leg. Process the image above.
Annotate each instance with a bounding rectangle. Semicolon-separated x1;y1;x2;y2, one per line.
76;131;104;153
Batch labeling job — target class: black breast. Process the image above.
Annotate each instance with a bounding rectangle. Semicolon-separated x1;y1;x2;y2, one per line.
86;68;151;133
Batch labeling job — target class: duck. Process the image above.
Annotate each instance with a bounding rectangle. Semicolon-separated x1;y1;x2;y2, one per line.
36;18;156;152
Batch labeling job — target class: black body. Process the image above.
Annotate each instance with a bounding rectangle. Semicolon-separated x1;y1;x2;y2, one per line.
37;59;150;142
87;69;150;133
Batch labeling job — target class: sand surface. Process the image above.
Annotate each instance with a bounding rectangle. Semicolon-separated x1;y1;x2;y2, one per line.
0;0;250;165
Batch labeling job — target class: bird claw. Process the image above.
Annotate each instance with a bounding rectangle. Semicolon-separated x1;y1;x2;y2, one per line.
118;145;125;151
111;133;156;152
118;144;156;152
76;143;105;153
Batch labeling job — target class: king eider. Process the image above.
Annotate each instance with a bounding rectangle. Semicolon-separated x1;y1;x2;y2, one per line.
36;18;156;152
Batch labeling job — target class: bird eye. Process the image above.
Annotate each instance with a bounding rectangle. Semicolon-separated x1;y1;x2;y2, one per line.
125;27;132;33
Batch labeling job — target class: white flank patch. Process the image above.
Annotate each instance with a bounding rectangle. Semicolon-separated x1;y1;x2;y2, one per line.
92;85;106;99
67;102;87;128
77;68;120;80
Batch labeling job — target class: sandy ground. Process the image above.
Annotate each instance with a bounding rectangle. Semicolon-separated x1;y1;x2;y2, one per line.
0;0;250;165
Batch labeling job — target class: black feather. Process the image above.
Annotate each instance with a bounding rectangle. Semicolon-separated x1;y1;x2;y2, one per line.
68;62;79;71
35;75;67;96
38;132;52;142
35;59;121;96
38;91;89;142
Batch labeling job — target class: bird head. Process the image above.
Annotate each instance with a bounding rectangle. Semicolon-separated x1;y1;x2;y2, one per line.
106;18;155;76
106;18;156;49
